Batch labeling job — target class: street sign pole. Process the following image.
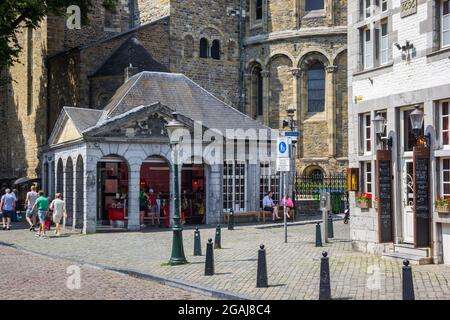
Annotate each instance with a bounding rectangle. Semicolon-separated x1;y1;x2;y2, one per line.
277;137;291;244
284;172;287;243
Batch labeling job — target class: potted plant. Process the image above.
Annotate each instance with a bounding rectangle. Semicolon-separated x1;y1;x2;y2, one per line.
434;196;450;213
356;192;372;209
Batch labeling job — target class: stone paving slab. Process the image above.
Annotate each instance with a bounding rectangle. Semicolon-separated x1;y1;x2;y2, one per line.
0;245;211;300
0;222;449;300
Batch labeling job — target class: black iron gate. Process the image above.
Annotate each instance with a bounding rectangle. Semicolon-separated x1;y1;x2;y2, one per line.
295;173;348;214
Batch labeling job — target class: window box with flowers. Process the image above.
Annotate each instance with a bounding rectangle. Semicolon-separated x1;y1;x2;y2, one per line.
356;192;372;209
434;197;450;213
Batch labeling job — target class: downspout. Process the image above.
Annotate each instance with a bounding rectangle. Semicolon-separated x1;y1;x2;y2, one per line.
238;0;245;112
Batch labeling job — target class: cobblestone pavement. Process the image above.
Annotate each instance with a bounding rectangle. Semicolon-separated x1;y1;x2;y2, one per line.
0;221;449;300
0;245;211;300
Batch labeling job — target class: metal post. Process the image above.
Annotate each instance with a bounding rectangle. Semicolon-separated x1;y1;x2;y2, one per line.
319;251;331;300
205;238;214;276
402;260;415;300
315;222;322;247
228;209;234;230
194;227;202;256
169;143;188;265
283;172;287;243
256;244;268;288
320;192;329;244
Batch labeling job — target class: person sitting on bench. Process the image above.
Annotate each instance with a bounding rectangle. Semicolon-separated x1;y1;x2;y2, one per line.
263;191;279;221
280;194;294;219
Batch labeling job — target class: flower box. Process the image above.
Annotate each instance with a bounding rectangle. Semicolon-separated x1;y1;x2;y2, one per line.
435;204;450;213
357;200;372;209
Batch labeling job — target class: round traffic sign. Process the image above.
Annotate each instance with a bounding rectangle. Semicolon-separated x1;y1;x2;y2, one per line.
279;141;287;154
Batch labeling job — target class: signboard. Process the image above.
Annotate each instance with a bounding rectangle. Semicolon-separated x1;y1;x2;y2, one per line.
284;131;299;143
376;150;393;243
401;0;417;18
277;138;290;158
413;146;431;248
276;158;290;172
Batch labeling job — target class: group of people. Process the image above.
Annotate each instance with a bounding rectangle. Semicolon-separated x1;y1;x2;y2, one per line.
262;191;295;222
0;186;67;238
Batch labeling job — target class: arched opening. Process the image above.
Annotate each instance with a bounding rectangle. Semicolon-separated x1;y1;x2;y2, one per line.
75;155;84;229
307;62;326;113
200;38;209;58
211;39;221;60
250;64;263;119
97;155;129;227
139;156;171;228
65;157;74;227
181;158;206;225
184;35;194;58
50;161;55;199
56;159;63;194
43;162;49;196
304;165;324;182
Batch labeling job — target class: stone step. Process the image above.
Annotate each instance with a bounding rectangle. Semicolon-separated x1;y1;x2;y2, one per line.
394;244;430;258
381;251;432;265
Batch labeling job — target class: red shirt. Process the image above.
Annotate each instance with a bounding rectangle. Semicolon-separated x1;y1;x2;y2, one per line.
149;194;157;206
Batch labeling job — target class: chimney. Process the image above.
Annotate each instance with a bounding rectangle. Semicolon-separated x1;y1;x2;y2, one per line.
124;63;139;82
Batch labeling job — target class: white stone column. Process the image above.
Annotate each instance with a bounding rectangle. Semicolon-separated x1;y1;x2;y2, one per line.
127;164;141;231
326;65;338;158
83;156;98;234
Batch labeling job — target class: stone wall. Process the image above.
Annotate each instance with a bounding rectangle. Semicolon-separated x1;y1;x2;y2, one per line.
243;0;348;174
133;0;170;25
0;23;49;182
169;0;241;107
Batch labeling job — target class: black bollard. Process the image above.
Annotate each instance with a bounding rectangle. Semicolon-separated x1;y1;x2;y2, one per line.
328;214;334;239
256;244;268;288
402;260;415;300
319;251;331;300
214;225;222;249
315;222;322;247
205;238;214;276
228;209;235;230
194;227;202;256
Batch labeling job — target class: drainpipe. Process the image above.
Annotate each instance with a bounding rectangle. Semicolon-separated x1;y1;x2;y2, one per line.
238;0;245;112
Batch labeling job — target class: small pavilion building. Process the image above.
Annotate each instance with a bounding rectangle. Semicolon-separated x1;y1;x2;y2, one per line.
41;72;290;233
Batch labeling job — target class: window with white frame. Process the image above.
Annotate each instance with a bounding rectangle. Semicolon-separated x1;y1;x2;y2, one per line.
363;113;372;153
363;161;373;193
364;28;373;69
380;21;389;65
442;158;450;197
441;100;450;146
223;161;247;212
381;0;388;12
365;0;371;18
259;162;280;208
442;0;450;48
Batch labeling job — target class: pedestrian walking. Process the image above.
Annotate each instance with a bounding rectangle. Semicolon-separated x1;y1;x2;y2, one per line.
0;188;16;230
32;191;49;238
25;186;39;231
49;193;66;236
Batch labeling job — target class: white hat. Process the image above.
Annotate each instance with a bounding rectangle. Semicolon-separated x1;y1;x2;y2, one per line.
149;188;154;193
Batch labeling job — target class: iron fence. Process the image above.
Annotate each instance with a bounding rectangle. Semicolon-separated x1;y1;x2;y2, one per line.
295;173;348;214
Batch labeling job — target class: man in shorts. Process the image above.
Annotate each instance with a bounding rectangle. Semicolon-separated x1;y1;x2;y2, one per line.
49;193;66;236
0;188;16;230
32;191;49;238
25;186;39;231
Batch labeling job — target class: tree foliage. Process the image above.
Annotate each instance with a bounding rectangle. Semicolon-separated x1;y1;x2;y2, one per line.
0;0;94;70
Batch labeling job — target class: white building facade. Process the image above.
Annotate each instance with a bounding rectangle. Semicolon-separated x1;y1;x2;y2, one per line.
348;0;450;264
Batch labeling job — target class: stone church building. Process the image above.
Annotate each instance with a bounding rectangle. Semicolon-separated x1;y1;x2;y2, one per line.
0;0;348;222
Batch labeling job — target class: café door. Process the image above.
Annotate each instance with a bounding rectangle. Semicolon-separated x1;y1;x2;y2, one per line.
401;159;414;243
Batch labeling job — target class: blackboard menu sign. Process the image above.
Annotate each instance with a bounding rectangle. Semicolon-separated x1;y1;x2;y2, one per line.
376;150;393;243
413;146;431;248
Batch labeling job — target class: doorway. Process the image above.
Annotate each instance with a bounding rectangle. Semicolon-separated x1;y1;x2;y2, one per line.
401;159;414;243
181;163;206;224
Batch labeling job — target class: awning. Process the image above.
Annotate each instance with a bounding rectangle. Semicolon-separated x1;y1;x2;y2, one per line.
13;177;35;185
